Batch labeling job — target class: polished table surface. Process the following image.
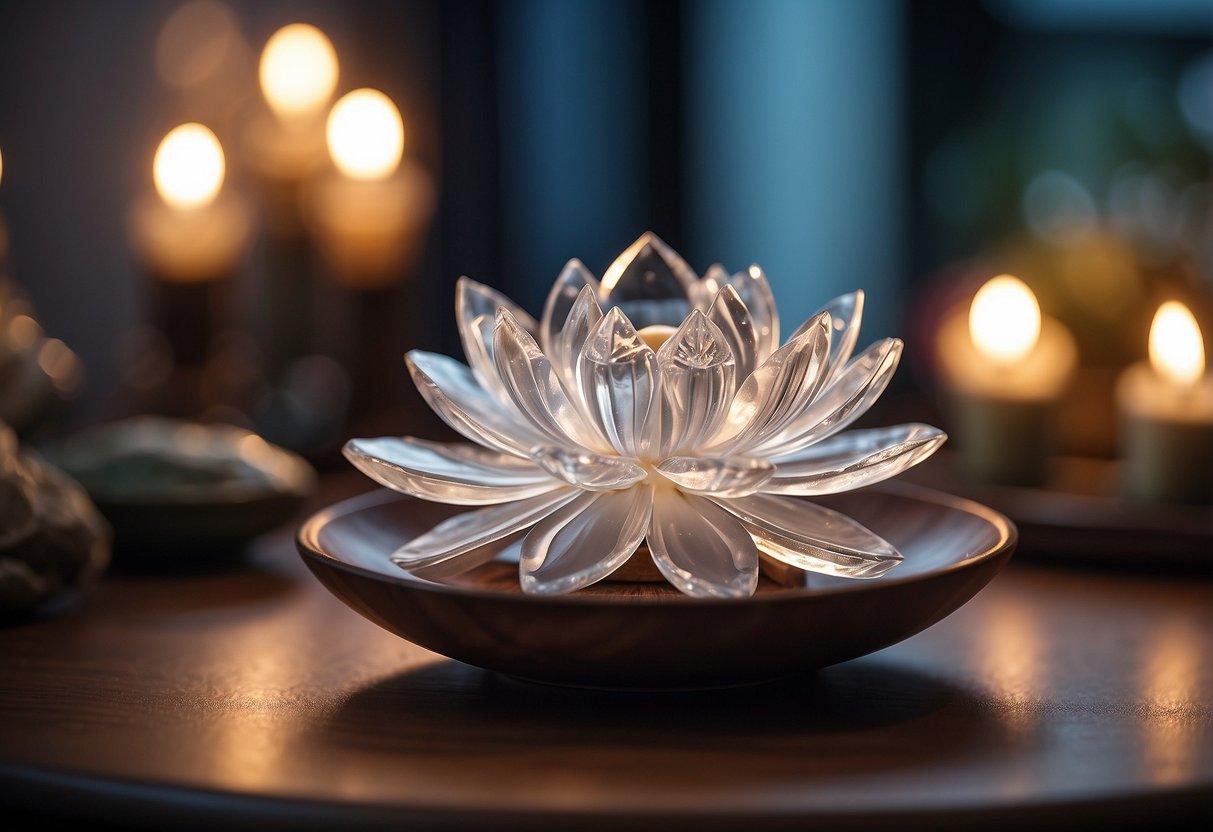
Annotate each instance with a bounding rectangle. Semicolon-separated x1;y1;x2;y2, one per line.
1;472;1210;831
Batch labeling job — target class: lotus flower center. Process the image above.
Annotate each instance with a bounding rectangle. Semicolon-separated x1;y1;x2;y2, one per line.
637;324;677;351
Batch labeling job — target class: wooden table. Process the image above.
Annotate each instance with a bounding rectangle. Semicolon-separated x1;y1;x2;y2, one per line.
1;472;1210;831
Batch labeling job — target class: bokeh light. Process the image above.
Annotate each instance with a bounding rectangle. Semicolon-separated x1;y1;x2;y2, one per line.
153;123;226;209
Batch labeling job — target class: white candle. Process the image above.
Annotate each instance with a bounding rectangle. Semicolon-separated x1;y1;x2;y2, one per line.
936;274;1078;486
305;88;435;290
128;124;252;374
245;24;341;379
245;23;338;197
1116;301;1213;504
129;123;252;284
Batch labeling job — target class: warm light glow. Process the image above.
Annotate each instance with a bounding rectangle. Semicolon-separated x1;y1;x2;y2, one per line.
153;123;225;209
326;88;404;180
969;275;1041;364
638;325;677;351
259;23;339;118
1149;301;1205;386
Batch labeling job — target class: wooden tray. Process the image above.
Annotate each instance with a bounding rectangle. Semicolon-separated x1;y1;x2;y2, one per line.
904;451;1211;572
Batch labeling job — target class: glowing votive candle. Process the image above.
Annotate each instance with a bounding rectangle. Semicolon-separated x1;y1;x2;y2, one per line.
1116;301;1213;504
246;22;338;199
305;88;435;290
937;274;1078;486
130;123;252;285
128;123;252;364
244;23;341;378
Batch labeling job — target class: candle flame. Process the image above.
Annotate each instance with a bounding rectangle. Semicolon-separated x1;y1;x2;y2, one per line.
326;88;404;181
259;23;339;118
969;275;1041;364
1149;301;1205;386
153;123;225;209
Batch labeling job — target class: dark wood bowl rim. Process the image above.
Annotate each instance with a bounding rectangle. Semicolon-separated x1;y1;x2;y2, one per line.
296;481;1017;608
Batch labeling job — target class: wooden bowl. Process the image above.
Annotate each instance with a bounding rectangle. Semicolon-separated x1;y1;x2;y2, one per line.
297;483;1016;690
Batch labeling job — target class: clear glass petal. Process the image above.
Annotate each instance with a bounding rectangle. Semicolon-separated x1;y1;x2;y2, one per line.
725;265;780;365
520;485;652;595
767;423;947;495
751;337;903;457
656;456;774;497
714;493;902;578
392;488;579;572
533;446;647;491
493;309;606;451
707;284;760;388
655;310;736;453
695;264;728;311
648;488;758;598
406;351;548;456
344;437;559;505
789;289;864;382
598;232;696;327
557;284;604;393
709;312;831;452
457;277;538;392
540;259;599;364
579;307;661;457
460;313;514;407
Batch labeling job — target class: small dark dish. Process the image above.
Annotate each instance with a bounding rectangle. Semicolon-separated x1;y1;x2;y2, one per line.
42;417;317;566
297;483;1016;690
906;451;1212;572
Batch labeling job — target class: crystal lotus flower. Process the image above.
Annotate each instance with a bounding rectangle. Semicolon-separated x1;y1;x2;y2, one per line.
344;233;947;598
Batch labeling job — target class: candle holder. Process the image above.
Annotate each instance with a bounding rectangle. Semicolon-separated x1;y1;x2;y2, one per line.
1115;301;1213;505
246;22;339;380
244;116;325;381
127;124;254;421
304;158;435;421
301;87;437;436
934;276;1078;487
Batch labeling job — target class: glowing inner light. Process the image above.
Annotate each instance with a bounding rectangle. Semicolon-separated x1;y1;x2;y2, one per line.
326;88;404;180
259;23;339;118
638;325;677;351
1149;301;1205;386
969;275;1041;364
153;123;225;209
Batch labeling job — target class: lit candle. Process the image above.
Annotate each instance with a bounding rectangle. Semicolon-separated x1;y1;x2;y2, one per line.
936;274;1078;486
246;23;340;379
248;23;338;192
303;88;435;429
1116;301;1213;504
305;87;435;290
128;123;252;368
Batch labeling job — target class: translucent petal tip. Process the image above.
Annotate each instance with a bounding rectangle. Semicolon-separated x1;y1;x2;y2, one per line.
583;307;649;364
662;309;733;370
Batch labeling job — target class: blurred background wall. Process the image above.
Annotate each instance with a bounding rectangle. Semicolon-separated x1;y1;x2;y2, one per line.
0;0;1209;461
